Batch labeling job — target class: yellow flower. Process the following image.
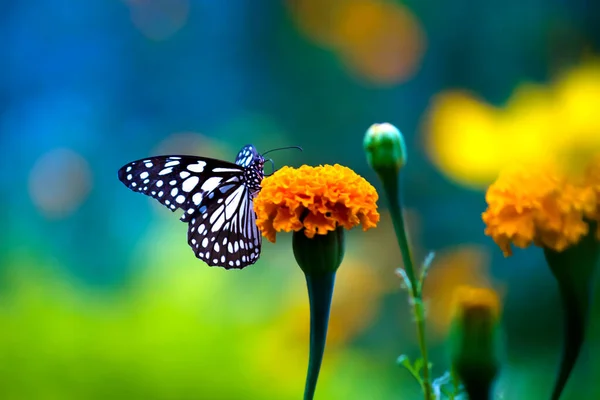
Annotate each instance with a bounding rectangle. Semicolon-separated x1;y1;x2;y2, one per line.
423;245;495;338
425;62;600;189
482;162;599;256
254;164;380;242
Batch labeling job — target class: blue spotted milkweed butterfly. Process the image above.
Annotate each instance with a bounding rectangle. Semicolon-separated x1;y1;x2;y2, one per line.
118;144;270;269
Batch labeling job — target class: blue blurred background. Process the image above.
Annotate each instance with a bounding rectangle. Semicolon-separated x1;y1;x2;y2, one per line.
2;0;600;398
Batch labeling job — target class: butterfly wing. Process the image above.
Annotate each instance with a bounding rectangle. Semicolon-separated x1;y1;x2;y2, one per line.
117;155;244;223
187;180;262;269
118;152;262;269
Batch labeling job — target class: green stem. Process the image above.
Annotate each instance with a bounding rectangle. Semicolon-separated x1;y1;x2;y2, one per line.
549;279;588;400
382;174;417;291
544;223;599;400
303;272;336;400
381;171;432;400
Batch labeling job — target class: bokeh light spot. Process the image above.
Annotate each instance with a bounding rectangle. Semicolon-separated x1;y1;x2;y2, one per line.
152;131;230;161
288;0;426;85
333;1;426;85
286;0;341;47
126;0;189;41
29;148;92;219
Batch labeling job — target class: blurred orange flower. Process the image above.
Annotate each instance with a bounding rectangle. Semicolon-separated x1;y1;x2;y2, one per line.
254;164;380;242
482;160;600;256
287;0;425;85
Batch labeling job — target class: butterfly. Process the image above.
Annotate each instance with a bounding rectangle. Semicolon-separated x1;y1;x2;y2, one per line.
118;144;270;270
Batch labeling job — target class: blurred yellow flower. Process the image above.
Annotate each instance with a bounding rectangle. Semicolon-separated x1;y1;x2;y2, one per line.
425;62;600;188
452;286;501;320
269;258;392;351
482;160;600;256
254;164;380;242
422;245;495;338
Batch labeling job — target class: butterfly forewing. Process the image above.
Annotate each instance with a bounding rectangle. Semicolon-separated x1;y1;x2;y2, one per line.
117;145;265;269
117;156;244;222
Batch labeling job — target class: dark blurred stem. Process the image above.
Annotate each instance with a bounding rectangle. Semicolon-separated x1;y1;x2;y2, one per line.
381;172;432;400
544;223;599;400
550;279;587;400
303;272;336;400
462;380;491;400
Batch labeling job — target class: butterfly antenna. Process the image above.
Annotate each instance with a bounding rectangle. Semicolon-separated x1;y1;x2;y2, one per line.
261;145;303;157
265;158;277;176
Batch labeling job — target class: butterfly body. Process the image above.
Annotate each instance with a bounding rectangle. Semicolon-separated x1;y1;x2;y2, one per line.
118;145;265;269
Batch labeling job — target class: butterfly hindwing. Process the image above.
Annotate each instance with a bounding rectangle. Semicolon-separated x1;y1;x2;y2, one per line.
187;181;262;269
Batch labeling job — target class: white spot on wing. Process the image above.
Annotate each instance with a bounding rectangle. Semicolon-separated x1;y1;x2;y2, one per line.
192;192;202;205
159;167;172;175
182;176;200;192
201;177;222;193
188;161;207;172
213;167;242;173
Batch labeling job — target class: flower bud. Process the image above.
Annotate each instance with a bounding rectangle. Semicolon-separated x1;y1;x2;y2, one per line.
449;286;501;400
363;122;407;174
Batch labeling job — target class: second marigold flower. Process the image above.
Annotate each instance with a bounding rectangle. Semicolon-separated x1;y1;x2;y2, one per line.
482;161;600;256
253;164;380;242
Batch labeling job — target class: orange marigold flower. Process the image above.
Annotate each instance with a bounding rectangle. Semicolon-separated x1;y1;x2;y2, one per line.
585;156;600;237
482;163;598;256
254;164;380;242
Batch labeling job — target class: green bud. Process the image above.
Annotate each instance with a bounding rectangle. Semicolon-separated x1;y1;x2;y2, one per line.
293;227;345;277
449;287;501;400
363;122;407;174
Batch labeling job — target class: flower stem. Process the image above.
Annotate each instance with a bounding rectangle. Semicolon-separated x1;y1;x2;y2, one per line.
303;272;336;400
382;175;417;291
381;172;432;400
544;222;600;400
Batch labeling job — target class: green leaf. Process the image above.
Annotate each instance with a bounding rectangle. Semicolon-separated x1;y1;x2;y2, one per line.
415;252;435;295
397;354;424;389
